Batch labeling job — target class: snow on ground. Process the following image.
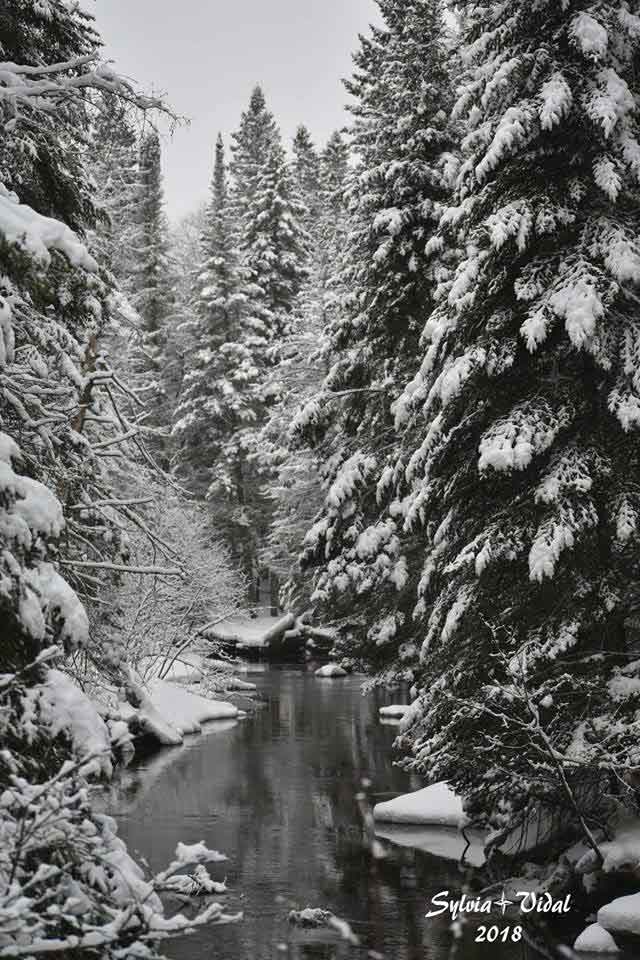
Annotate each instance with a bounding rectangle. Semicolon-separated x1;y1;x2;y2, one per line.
373;782;468;827
35;669;112;777
138;651;205;683
315;663;347;678
598;893;640;937
379;704;410;718
118;675;239;745
576;819;640;875
211;614;284;650
573;922;620;953
146;679;238;736
375;824;485;867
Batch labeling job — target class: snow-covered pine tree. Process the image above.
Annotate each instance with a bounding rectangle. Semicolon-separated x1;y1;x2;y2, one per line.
88;94;142;297
230;84;279;226
173;135;263;573
241;139;310;337
315;131;351;334
389;0;640;835
228;135;311;590
295;0;454;669
292;124;322;230
260;132;352;608
131;129;176;453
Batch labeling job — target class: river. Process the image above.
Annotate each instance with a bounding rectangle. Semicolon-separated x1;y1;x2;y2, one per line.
106;665;573;960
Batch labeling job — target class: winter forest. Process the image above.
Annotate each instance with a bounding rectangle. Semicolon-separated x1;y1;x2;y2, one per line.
4;0;640;957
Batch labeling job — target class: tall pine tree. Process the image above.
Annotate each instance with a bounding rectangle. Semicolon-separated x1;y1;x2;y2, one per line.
296;0;454;669
230;84;279;225
131;130;176;456
387;0;640;835
173;135;262;574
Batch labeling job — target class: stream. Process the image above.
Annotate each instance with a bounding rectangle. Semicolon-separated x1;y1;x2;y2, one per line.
106;665;568;960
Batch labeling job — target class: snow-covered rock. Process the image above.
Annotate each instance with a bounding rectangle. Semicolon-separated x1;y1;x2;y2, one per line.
373;782;468;827
573;923;619;953
148;679;238;735
121;676;239;745
577;819;640;875
598;893;640;937
379;704;410;718
315;663;347;678
120;684;183;746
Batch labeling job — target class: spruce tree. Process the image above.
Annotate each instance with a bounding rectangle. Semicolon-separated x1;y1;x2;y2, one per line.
88;94;142;296
230;84;279;224
173;135;262;573
296;0;454;668
131;130;175;454
292;124;322;229
260;132;352;606
385;0;640;833
241;140;310;340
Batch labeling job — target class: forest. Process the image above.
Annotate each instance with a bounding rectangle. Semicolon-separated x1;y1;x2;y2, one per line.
3;0;640;957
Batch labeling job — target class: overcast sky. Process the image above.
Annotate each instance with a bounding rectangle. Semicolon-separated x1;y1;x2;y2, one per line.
86;0;380;222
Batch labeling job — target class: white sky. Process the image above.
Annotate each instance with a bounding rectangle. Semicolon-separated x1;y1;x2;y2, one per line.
86;0;380;222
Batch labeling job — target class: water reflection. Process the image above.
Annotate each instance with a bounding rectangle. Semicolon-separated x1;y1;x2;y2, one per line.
109;666;541;960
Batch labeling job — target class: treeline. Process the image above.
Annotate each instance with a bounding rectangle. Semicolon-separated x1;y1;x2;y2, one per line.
95;88;351;605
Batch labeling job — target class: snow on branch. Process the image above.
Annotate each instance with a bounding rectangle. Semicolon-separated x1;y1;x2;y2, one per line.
0;54;173;125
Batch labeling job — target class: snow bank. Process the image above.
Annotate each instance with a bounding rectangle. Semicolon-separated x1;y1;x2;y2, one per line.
37;669;111;777
576;819;640;875
121;675;239;745
598;893;640;937
373;782;468;828
315;663;347;678
120;682;183;747
138;651;205;683
147;679;238;736
379;704;410;718
573;923;619;953
212;614;290;650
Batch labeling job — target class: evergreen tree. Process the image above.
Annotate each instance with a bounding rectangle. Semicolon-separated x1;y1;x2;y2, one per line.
230;84;279;224
260;132;352;607
241;139;310;340
316;131;351;333
292;124;322;228
173;135;262;573
88;94;142;296
385;0;640;835
133;131;172;346
131;130;176;454
0;8;227;954
296;0;454;668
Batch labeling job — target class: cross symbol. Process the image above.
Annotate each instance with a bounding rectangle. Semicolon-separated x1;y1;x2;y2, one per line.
495;890;514;915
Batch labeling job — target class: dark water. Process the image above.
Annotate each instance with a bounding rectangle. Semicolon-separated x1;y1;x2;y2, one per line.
106;665;556;960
